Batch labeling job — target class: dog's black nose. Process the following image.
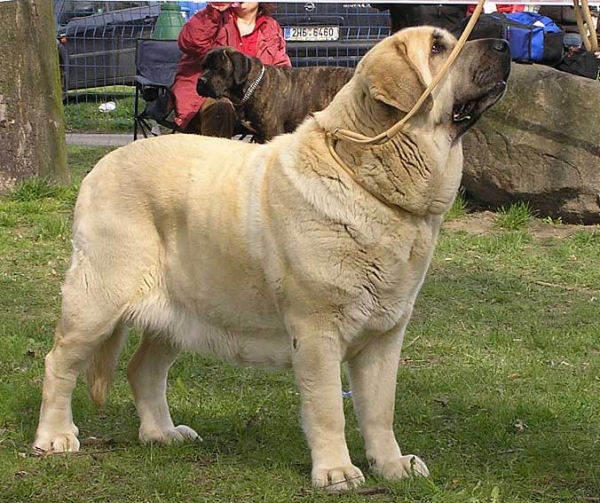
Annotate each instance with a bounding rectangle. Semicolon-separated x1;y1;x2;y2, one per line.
492;39;509;53
196;76;213;98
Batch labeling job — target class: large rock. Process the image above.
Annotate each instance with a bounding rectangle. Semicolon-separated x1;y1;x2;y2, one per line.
462;64;600;224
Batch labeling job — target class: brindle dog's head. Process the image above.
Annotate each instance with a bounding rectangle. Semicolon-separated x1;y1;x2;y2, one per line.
196;47;253;104
354;27;511;138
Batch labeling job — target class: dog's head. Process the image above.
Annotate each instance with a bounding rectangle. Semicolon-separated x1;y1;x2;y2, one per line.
354;26;511;138
196;47;252;103
313;27;511;215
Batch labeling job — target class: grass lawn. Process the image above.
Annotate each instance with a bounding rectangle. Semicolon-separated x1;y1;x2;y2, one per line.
64;87;135;133
1;146;599;502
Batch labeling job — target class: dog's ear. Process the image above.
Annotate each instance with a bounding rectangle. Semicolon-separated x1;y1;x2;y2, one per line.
360;38;433;114
229;50;251;86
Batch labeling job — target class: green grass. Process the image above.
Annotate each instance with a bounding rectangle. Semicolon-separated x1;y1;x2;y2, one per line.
495;202;534;230
445;190;468;222
1;148;599;502
64;87;134;133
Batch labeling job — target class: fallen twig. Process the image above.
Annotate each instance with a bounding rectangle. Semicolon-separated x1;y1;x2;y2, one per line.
352;487;390;496
533;280;599;295
534;281;576;291
403;335;422;350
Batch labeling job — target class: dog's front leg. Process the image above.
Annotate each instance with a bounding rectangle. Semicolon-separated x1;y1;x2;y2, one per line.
348;325;429;480
289;322;364;491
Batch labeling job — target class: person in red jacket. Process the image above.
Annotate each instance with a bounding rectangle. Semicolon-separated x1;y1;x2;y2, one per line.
172;2;291;137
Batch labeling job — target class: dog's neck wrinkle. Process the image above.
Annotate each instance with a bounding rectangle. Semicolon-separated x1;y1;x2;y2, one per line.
230;82;247;104
316;82;426;214
316;80;440;215
336;135;439;216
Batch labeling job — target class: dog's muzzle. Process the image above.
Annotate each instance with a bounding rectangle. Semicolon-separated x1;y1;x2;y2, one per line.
196;76;218;99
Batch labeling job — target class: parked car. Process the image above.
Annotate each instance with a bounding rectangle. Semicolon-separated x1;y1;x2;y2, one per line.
53;1;390;92
274;3;390;67
54;1;160;91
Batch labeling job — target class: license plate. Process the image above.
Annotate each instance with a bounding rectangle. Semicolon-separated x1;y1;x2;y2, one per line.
284;26;339;42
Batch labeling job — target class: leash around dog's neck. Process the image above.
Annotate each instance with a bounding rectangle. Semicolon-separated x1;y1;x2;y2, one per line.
241;65;266;104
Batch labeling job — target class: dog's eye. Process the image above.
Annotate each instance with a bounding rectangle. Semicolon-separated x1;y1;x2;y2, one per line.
431;42;445;55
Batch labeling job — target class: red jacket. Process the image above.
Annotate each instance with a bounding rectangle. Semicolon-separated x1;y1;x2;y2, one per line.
172;5;291;129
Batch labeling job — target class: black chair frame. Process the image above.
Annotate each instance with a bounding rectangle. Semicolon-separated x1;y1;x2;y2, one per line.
133;38;182;140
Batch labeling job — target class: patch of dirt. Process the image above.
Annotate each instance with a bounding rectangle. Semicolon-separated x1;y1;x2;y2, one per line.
444;211;496;234
444;211;600;240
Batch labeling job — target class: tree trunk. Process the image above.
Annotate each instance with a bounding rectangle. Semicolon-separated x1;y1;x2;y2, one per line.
0;0;70;193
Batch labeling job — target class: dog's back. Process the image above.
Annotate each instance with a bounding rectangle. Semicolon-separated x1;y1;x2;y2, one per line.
278;66;355;113
246;65;355;141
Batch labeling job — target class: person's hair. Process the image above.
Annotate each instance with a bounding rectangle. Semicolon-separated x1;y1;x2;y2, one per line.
258;3;276;16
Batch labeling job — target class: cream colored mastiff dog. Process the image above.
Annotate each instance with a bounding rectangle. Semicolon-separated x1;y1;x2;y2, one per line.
35;27;511;490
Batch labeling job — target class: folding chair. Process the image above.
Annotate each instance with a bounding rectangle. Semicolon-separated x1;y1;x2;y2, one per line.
133;39;182;140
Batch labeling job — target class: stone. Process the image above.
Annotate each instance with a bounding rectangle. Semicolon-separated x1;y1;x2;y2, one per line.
462;63;600;224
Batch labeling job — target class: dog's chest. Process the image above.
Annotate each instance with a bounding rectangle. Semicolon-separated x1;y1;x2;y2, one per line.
321;216;440;335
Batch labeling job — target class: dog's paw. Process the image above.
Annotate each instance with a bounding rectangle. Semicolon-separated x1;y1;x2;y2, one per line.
139;424;201;444
34;422;80;454
312;464;365;492
33;432;80;454
372;454;429;479
173;425;201;441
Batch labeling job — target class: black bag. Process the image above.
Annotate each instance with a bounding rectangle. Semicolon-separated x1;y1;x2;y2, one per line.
374;3;469;36
556;47;600;80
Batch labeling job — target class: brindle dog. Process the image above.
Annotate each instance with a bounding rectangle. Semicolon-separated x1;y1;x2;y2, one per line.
196;47;354;143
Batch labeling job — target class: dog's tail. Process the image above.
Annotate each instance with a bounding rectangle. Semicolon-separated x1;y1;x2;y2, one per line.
85;321;128;406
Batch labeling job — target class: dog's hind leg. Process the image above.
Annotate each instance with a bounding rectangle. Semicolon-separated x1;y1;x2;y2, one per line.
33;230;149;453
34;295;126;453
127;332;199;444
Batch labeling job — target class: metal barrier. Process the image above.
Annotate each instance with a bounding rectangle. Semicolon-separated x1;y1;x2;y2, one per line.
54;1;390;133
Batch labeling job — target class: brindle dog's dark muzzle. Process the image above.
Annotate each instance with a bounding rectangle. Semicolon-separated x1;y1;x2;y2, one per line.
196;75;219;99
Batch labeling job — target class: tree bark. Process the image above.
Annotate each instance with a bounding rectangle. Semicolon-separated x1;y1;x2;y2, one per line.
0;0;70;193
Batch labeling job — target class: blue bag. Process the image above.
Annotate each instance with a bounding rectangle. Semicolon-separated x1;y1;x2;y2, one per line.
462;12;564;65
501;12;563;63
